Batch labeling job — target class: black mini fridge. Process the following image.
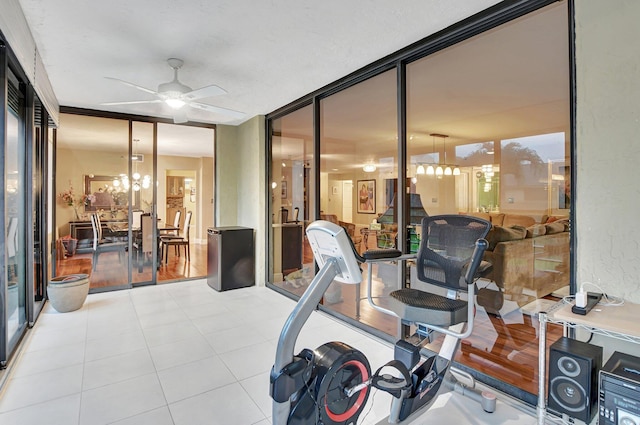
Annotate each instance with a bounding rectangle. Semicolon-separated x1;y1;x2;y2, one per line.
207;226;255;291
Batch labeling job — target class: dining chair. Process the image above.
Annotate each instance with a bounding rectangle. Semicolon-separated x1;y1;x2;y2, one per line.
159;209;183;257
131;210;144;230
133;213;153;272
160;211;192;264
90;213;127;270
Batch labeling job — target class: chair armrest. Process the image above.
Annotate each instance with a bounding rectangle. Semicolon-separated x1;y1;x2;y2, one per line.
362;249;415;262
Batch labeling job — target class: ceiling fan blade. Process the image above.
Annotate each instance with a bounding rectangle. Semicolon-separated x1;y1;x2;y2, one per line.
189;102;245;119
172;109;189;124
101;99;163;106
182;84;227;101
105;77;158;95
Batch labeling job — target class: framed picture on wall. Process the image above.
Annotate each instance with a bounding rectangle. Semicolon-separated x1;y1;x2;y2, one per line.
357;179;376;214
281;181;288;199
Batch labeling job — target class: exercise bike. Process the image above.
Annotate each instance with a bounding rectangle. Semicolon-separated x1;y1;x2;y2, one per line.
270;215;497;424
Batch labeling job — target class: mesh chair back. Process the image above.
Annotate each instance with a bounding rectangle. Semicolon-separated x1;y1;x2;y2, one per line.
416;215;491;291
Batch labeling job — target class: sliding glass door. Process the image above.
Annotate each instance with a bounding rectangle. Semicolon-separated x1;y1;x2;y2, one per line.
54;113;215;289
131;121;156;285
55;114;131;291
3;67;29;362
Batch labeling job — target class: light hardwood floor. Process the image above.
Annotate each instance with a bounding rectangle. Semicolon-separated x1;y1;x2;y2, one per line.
56;242;208;290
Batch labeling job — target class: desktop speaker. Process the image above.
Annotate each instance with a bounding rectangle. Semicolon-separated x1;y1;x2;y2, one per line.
547;337;602;423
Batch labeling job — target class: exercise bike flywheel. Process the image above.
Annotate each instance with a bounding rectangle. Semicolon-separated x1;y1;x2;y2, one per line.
312;341;371;425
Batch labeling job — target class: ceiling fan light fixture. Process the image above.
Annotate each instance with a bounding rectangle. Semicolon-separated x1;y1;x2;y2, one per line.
363;164;377;173
165;98;186;109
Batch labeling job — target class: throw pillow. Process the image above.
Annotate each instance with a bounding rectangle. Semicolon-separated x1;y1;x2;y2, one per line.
486;225;527;250
489;213;505;226
526;224;547;238
545;221;565;234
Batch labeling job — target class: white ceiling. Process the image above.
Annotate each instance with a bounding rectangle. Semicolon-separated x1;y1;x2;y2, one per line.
17;0;501;126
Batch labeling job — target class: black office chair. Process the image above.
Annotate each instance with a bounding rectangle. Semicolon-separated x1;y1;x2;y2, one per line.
360;214;493;422
383;215;493;328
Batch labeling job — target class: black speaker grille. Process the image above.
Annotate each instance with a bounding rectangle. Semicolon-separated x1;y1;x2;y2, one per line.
549;376;586;411
547;337;602;423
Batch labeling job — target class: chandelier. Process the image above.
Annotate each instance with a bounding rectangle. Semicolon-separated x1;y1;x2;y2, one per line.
112;140;151;191
416;133;460;177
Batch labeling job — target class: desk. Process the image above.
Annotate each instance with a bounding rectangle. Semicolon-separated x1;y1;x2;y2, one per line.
537;300;640;424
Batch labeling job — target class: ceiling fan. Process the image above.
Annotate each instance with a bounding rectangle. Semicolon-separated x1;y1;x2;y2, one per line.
102;58;244;123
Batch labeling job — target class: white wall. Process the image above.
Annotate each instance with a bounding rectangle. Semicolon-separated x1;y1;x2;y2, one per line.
575;0;640;303
216;116;266;285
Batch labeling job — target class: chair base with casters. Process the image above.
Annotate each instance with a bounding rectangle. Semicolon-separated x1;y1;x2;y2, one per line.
270;218;496;425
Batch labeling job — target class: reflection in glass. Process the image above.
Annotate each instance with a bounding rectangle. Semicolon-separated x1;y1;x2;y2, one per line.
55;115;130;290
319;69;399;337
6;70;28;351
407;2;570;397
270;105;314;297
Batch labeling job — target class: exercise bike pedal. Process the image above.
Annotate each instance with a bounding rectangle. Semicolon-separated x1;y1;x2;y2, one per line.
371;360;412;398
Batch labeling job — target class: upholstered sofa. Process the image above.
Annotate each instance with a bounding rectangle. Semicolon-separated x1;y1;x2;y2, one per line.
471;212;570;302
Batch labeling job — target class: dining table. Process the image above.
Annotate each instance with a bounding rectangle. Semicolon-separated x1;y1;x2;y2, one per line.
104;220;179;271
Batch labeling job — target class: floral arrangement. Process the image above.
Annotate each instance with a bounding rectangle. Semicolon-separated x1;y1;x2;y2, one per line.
58;182;97;220
82;193;96;206
58;182;96;207
58;182;77;206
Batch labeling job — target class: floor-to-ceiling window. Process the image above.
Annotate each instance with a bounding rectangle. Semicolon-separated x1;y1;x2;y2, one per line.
406;2;570;399
318;69;400;336
54;112;215;290
269;104;314;297
4;67;29;360
156;122;215;283
55;114;131;291
267;0;570;402
31;97;50;321
0;32;54;366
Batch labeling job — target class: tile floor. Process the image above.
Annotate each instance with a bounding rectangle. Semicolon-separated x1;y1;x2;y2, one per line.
0;279;540;425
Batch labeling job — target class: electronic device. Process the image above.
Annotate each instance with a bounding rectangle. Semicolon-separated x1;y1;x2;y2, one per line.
572;292;603;315
547;336;603;423
599;351;640;425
